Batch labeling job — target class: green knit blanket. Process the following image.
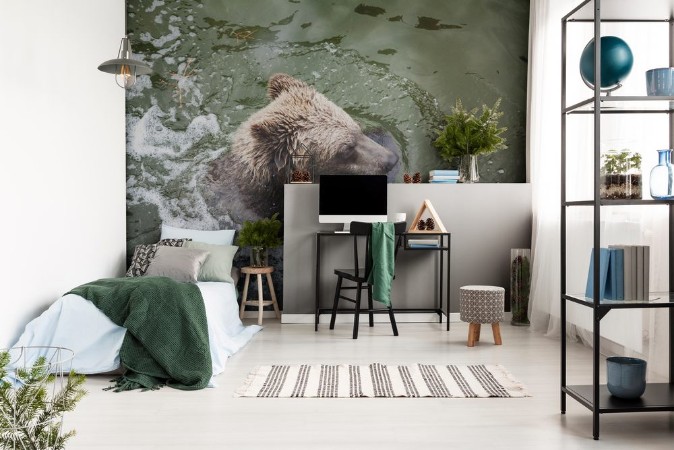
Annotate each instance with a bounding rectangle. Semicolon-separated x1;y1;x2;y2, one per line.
69;276;212;392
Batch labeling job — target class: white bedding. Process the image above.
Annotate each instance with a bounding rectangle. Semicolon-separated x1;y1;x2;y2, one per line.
10;281;261;382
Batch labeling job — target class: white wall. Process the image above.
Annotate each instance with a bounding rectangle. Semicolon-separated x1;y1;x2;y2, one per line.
0;1;126;347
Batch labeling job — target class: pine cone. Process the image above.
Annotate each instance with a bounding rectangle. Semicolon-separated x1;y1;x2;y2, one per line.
413;172;422;183
425;217;435;230
417;219;426;230
291;170;311;182
403;173;412;184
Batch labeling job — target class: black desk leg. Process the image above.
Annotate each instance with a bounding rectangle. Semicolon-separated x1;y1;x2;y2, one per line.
439;235;444;324
315;234;321;331
446;235;451;331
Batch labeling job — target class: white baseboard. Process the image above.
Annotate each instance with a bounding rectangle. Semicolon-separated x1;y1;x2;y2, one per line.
281;312;463;324
250;312;513;324
242;311;281;319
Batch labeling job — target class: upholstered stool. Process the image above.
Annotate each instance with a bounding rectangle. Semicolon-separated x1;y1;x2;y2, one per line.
239;266;281;325
459;285;504;347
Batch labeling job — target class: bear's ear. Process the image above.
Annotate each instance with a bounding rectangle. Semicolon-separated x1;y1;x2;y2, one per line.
268;73;309;99
251;121;290;170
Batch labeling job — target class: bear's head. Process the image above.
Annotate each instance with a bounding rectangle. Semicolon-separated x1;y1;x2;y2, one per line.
233;73;399;184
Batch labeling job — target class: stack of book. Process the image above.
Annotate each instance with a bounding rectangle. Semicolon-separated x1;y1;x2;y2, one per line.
429;170;459;184
407;238;440;248
585;245;650;301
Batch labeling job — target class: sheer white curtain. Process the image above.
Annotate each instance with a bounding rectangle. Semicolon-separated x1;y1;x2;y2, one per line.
528;0;670;379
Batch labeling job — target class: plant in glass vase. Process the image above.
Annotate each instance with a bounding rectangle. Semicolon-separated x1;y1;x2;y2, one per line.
433;98;508;182
236;213;283;267
600;149;642;199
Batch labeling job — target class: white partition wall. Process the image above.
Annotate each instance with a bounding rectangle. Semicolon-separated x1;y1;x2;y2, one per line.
0;0;126;347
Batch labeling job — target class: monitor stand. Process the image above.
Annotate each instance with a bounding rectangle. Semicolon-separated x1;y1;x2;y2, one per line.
334;223;351;234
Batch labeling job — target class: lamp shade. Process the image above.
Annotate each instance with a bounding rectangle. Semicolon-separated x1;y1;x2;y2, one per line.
98;36;151;89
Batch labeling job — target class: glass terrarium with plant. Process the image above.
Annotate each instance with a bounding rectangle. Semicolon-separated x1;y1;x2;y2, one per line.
236;213;283;267
600;149;642;199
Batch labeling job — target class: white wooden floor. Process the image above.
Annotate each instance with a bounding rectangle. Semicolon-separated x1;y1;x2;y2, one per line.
66;320;673;449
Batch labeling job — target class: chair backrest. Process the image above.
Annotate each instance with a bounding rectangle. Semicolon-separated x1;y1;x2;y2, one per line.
349;221;406;278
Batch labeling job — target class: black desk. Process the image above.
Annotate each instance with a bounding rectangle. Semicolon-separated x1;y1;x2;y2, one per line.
314;231;451;331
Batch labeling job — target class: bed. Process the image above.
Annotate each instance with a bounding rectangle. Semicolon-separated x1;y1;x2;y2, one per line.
10;281;261;385
9;225;263;388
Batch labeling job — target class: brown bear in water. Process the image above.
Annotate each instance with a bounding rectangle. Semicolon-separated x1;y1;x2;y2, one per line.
205;73;399;224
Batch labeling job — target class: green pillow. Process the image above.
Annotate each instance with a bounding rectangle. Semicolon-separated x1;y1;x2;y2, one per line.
185;241;238;283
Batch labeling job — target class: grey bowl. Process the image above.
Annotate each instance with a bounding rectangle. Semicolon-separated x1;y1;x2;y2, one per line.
606;356;647;399
646;68;674;96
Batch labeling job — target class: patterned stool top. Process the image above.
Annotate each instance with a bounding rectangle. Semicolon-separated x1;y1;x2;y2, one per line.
459;285;504;324
460;285;505;292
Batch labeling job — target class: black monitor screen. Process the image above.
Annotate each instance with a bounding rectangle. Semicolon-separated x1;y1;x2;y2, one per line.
319;174;387;215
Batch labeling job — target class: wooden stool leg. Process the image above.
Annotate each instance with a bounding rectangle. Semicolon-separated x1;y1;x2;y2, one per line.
492;322;502;345
257;274;264;325
467;323;479;347
266;272;281;319
240;273;250;320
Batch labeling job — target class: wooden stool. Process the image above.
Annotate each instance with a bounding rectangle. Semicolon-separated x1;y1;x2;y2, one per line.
459;285;504;347
239;266;281;325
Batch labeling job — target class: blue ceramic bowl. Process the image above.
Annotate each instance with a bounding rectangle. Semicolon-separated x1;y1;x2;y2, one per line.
606;356;647;399
646;68;674;96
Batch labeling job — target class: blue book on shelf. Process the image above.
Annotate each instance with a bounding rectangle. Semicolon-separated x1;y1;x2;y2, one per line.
430;180;458;184
614;248;624;300
585;248;610;300
604;248;624;300
429;170;459;176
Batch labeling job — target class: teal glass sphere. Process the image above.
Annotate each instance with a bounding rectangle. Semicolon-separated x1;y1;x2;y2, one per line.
579;36;633;89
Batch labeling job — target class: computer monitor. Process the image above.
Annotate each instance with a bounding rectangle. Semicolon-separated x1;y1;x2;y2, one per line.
318;174;388;231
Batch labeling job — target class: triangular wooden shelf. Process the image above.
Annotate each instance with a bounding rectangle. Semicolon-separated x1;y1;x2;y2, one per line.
408;199;447;233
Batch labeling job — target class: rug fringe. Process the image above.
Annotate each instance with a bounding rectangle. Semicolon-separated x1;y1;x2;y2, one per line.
233;365;261;397
491;364;531;396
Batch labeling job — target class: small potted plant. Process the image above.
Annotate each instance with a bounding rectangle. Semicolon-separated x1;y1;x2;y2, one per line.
236;213;283;267
600;149;642;199
433;98;508;183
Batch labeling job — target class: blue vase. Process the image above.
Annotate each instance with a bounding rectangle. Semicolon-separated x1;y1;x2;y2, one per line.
649;149;674;199
606;356;647;399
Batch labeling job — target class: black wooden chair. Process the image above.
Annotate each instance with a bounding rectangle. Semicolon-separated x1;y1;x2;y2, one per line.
329;221;407;339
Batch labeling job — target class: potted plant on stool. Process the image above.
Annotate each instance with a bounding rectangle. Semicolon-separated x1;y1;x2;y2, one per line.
236;213;283;267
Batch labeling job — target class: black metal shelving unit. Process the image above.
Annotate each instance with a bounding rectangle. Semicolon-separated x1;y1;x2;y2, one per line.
561;0;674;440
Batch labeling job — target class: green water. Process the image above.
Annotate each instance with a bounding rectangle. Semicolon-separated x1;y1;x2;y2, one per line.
126;0;529;250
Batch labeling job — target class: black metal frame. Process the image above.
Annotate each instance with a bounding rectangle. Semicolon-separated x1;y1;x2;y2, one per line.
561;0;674;440
315;231;451;332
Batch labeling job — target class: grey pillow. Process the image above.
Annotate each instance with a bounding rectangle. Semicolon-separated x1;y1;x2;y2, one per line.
126;238;192;277
144;246;210;283
184;241;238;283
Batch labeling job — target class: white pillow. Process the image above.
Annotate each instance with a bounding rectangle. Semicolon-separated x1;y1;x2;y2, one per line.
160;224;235;245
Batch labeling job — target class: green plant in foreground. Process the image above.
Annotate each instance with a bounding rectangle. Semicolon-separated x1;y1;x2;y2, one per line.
0;351;86;450
433;98;508;161
236;213;283;248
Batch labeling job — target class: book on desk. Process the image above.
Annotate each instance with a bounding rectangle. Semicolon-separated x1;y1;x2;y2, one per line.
407;238;440;248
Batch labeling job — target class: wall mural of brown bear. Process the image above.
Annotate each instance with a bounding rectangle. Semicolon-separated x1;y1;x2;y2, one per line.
205;73;400;224
125;0;529;302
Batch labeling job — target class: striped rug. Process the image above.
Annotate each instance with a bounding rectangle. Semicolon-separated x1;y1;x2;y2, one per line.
235;363;529;398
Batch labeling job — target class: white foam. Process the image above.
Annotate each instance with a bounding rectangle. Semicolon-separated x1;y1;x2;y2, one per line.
140;24;180;47
145;0;165;13
128;106;220;158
